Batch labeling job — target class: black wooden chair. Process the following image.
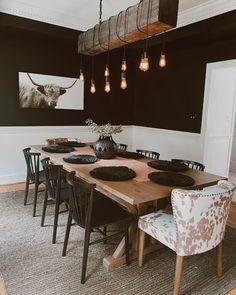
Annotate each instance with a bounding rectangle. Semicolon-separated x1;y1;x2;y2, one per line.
171;159;205;171
136;149;160;159
23;147;45;217
41;158;70;244
62;171;133;284
116;143;128;151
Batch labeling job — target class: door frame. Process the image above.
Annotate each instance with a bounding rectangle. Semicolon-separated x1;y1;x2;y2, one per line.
202;59;236;177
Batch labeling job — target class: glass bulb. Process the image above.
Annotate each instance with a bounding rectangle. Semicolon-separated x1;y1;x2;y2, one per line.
121;59;127;71
105;77;111;93
159;53;166;68
120;72;127;90
90;79;96;94
79;69;84;81
104;65;109;77
139;51;149;72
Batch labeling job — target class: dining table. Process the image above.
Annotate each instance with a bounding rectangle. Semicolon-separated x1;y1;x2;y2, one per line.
31;144;226;270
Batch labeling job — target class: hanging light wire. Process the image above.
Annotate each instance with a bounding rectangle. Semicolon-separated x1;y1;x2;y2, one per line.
90;27;96;94
105;17;111;93
138;0;152;72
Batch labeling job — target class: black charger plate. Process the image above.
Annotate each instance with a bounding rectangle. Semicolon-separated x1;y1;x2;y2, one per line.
148;172;194;187
116;150;145;159
90;166;136;181
63;154;97;164
42;145;74;153
148;160;189;172
58;141;86;147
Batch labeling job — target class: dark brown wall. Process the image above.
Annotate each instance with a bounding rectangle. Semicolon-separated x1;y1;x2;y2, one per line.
0;13;135;126
132;11;236;133
1;11;236;133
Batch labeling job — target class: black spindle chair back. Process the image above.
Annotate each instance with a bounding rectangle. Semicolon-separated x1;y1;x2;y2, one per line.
23;148;40;182
172;159;205;171
117;143;128;151
136;149;160;159
66;172;96;228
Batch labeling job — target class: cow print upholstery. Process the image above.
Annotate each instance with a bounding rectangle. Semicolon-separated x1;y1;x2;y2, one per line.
138;180;235;256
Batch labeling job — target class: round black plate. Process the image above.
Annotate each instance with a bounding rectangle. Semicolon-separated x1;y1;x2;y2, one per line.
148;160;189;172
63;154;97;164
90;166;136;181
42;145;74;153
116;150;145;159
148;172;195;187
58;141;86;147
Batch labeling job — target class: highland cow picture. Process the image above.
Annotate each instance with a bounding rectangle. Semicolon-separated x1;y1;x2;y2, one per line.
19;72;84;110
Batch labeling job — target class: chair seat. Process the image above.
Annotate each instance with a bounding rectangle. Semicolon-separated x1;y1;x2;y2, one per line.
139;210;176;251
30;170;45;184
74;197;132;228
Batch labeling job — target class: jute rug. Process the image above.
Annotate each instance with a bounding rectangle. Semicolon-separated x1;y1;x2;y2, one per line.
0;190;236;295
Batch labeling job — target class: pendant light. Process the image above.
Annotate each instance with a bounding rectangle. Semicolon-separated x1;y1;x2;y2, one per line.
79;34;85;81
104;17;111;93
120;71;127;90
138;0;151;72
90;28;96;94
90;56;96;94
159;33;167;68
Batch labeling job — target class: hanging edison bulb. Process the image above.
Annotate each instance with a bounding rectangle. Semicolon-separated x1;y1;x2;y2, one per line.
104;76;111;93
79;69;84;81
139;51;149;72
120;72;127;90
90;79;96;94
121;59;127;71
159;53;166;68
104;64;110;77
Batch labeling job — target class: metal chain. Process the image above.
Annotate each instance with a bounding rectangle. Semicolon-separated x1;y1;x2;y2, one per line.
99;0;103;24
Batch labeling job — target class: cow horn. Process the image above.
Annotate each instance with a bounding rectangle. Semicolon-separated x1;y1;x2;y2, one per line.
27;73;43;87
60;79;78;90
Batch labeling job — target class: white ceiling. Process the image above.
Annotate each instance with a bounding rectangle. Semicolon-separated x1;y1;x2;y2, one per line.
0;0;235;31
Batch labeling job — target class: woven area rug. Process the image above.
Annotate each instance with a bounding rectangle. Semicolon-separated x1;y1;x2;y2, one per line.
0;190;236;295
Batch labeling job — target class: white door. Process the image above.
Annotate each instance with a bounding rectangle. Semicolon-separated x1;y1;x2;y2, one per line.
202;60;236;177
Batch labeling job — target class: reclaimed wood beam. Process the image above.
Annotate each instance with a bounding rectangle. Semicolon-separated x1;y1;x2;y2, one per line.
78;0;179;55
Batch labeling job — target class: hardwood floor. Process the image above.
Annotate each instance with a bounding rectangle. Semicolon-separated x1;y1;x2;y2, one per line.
0;182;26;193
226;287;236;295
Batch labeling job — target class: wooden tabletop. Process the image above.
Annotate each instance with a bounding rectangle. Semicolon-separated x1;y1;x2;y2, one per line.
31;145;225;206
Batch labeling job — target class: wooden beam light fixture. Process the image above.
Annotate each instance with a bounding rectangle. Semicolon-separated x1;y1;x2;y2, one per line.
78;0;179;56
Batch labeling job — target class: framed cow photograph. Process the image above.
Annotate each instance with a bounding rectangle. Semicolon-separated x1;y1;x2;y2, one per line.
18;72;84;110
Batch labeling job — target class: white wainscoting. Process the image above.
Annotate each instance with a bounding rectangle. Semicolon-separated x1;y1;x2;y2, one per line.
132;126;203;162
0;125;203;184
0;126;133;184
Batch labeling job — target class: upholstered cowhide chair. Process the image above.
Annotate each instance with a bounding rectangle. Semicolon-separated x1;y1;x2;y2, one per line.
138;180;236;295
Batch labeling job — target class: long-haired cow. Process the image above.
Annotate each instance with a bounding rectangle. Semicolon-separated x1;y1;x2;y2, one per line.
19;73;77;108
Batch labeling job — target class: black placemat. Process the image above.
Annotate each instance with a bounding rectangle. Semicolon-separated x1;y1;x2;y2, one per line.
58;141;86;147
63;154;97;164
42;145;74;153
148;160;189;172
116;150;145;159
148;172;195;187
90;166;136;181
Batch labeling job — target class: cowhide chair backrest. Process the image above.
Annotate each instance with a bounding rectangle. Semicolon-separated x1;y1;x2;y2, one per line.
171;180;235;256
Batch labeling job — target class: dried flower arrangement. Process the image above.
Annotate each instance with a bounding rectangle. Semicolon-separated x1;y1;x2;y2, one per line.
85;119;122;137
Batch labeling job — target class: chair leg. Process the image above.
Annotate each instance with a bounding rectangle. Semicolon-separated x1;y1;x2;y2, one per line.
62;213;73;257
173;255;184;295
81;229;91;284
24;176;30;206
33;182;39;217
138;229;145;267
124;222;130;266
216;242;223;277
41;189;48;227
52;196;60;244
